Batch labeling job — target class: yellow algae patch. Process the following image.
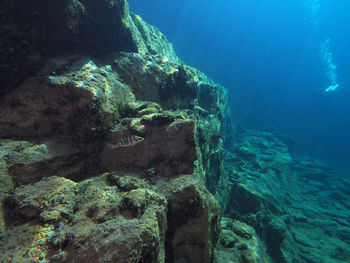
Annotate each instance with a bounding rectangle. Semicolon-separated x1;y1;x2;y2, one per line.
4;223;55;263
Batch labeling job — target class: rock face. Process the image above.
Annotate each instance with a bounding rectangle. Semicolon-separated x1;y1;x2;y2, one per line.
4;175;167;262
0;1;226;262
0;0;180;96
2;173;218;263
0;58;133;139
215;218;270;263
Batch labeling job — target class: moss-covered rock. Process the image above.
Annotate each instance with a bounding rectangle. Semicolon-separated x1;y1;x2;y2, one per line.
0;0;139;96
0;0;230;262
128;13;182;64
215;218;270;263
101;110;196;176
0;156;13;242
0;58;134;140
160;175;220;263
1;170;221;263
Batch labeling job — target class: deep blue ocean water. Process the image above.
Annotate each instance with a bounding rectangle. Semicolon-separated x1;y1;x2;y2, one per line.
130;0;350;173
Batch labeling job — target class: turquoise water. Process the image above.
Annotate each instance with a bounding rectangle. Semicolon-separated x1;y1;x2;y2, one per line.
130;0;350;173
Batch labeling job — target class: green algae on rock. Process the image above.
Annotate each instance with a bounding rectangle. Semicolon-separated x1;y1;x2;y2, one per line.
0;0;139;96
1;172;220;263
0;58;134;140
215;218;270;263
0;0;228;261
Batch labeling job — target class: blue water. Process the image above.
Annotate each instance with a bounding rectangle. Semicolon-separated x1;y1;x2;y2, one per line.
129;0;350;172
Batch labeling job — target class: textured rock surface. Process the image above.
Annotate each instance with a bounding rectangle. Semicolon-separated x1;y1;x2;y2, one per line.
0;58;134;140
101;111;196;176
223;127;350;263
128;14;182;64
0;0;134;96
215;218;270;263
0;138;86;185
160;176;219;263
2;175;166;262
0;0;179;97
1;172;219;263
0;151;13;243
0;1;226;261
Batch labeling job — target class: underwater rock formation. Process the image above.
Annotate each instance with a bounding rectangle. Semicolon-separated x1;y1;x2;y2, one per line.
1;0;349;262
0;0;180;97
224;128;350;263
215;218;269;263
2;174;217;262
0;1;227;262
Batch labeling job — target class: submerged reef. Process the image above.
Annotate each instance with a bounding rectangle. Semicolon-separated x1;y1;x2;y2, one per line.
0;0;349;262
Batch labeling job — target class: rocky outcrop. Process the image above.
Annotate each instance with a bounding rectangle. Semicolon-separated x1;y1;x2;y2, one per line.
0;57;224;262
2;172;218;263
215;218;270;263
0;1;227;261
0;0;180;96
161;176;219;263
3;175;167;262
223;127;350;263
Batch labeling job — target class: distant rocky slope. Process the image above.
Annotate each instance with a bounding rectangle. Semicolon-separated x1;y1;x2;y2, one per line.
1;0;349;263
220;127;350;263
